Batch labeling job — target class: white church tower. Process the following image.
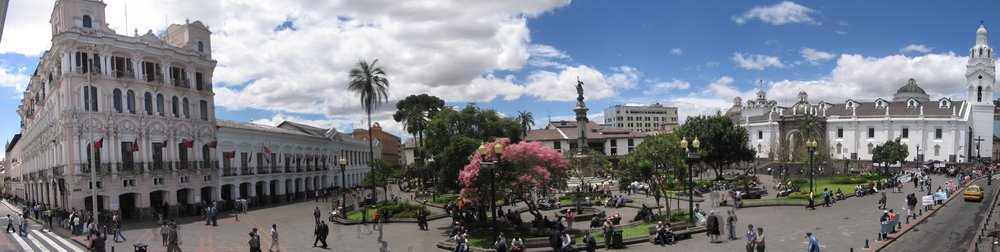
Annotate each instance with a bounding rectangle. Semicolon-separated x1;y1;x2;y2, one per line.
966;23;995;160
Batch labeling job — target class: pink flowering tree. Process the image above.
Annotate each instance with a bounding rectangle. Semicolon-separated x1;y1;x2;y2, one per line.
459;137;571;220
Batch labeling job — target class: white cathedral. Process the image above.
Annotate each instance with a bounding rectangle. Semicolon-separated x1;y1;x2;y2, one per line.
727;24;996;164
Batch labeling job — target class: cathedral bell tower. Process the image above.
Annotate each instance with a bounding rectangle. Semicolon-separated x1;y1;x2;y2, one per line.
966;22;995;161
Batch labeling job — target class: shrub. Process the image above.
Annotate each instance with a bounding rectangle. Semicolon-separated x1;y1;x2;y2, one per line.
785;178;808;186
371;203;426;218
787;192;814;200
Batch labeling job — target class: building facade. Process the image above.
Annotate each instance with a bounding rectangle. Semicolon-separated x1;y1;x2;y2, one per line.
525;120;647;166
352;122;401;166
728;25;996;164
9;0;375;220
603;103;679;133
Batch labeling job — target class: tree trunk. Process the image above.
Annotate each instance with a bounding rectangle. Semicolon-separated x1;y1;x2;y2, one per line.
521;196;543;221
367;112;378;203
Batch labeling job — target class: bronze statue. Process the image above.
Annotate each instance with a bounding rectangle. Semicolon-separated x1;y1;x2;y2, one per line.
576;77;585;102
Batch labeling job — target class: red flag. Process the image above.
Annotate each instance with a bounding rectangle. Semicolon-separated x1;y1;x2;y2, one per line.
93;137;104;149
182;139;194;148
223;151;235;159
131;140;139;152
161;139;168;146
207;139;218;148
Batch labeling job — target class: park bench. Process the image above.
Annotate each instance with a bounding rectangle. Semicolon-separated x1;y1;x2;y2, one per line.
647;223;706;244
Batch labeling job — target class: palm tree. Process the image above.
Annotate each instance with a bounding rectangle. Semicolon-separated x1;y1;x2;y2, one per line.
516;111;534;139
348;59;390;202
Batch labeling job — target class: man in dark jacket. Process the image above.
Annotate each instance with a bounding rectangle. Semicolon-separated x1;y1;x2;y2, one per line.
318;221;329;248
584;231;597;252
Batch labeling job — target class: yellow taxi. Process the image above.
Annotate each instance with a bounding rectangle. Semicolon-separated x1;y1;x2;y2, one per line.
964;185;983;202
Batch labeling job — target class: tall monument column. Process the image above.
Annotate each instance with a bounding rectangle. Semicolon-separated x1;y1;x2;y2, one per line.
575;78;589;151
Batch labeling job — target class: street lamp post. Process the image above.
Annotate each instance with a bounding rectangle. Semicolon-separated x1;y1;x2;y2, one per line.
339;157;348;210
680;137;700;226
806;139;817;193
478;143;505;246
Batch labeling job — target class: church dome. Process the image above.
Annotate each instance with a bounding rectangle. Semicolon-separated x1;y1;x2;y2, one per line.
791;91;811;115
893;78;931;102
896;78;927;94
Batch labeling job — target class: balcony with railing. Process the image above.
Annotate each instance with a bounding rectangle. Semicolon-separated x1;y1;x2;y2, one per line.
148;161;166;172
114;70;134;80
171;78;190;88
223;168;235;177
271;164;280;174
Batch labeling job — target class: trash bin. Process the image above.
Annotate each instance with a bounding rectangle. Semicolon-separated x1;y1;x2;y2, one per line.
612;228;624;249
133;243;148;252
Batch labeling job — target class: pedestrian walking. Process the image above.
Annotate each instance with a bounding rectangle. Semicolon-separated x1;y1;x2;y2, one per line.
805;232;820;252
755;227;765;252
314;207;321;223
166;224;181;252
113;218;127;243
160;223;170;246
728;210;738;240
745;224;757;252
5;214;12;233
249;228;262;252
269;224;280;252
878;192;887;210
584;231;597;252
88;231;107;252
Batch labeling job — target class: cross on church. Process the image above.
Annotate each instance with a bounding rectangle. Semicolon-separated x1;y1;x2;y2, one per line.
973;136;986;159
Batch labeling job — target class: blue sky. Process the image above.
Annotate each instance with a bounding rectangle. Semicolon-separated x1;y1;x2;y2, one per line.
0;0;997;147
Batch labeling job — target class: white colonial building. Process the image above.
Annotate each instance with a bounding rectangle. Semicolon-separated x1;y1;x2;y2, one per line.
728;24;996;164
8;0;375;220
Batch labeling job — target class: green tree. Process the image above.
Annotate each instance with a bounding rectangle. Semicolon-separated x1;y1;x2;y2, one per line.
675;115;755;180
872;137;909;177
620;132;685;217
424;105;522;192
363;159;398;187
516;111;535;139
392;94;446;164
348;59;390;201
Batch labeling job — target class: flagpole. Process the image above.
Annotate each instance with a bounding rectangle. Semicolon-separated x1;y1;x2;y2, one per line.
87;45;99;227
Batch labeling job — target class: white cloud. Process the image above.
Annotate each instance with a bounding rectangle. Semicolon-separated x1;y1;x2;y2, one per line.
732;53;785;70
672;52;970;121
900;44;933;54
523;65;618;101
528;44;569;59
605;66;640;89
5;0;601;135
670;48;683;55
800;47;835;65
644;79;691;95
835;30;848;35
732;1;819;25
0;67;30;91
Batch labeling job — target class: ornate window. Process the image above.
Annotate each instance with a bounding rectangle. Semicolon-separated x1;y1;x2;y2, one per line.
112;89;122;113
156;94;164;116
82;15;92;28
144;92;153;115
126;90;135;114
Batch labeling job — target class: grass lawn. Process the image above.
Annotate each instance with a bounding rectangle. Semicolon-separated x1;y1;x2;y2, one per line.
807;178;863;195
574;222;658;243
345;203;427;221
742;198;808;204
346;208;373;221
429;194;459;204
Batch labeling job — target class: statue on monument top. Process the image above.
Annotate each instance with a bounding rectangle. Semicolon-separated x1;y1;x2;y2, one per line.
576;77;585;102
